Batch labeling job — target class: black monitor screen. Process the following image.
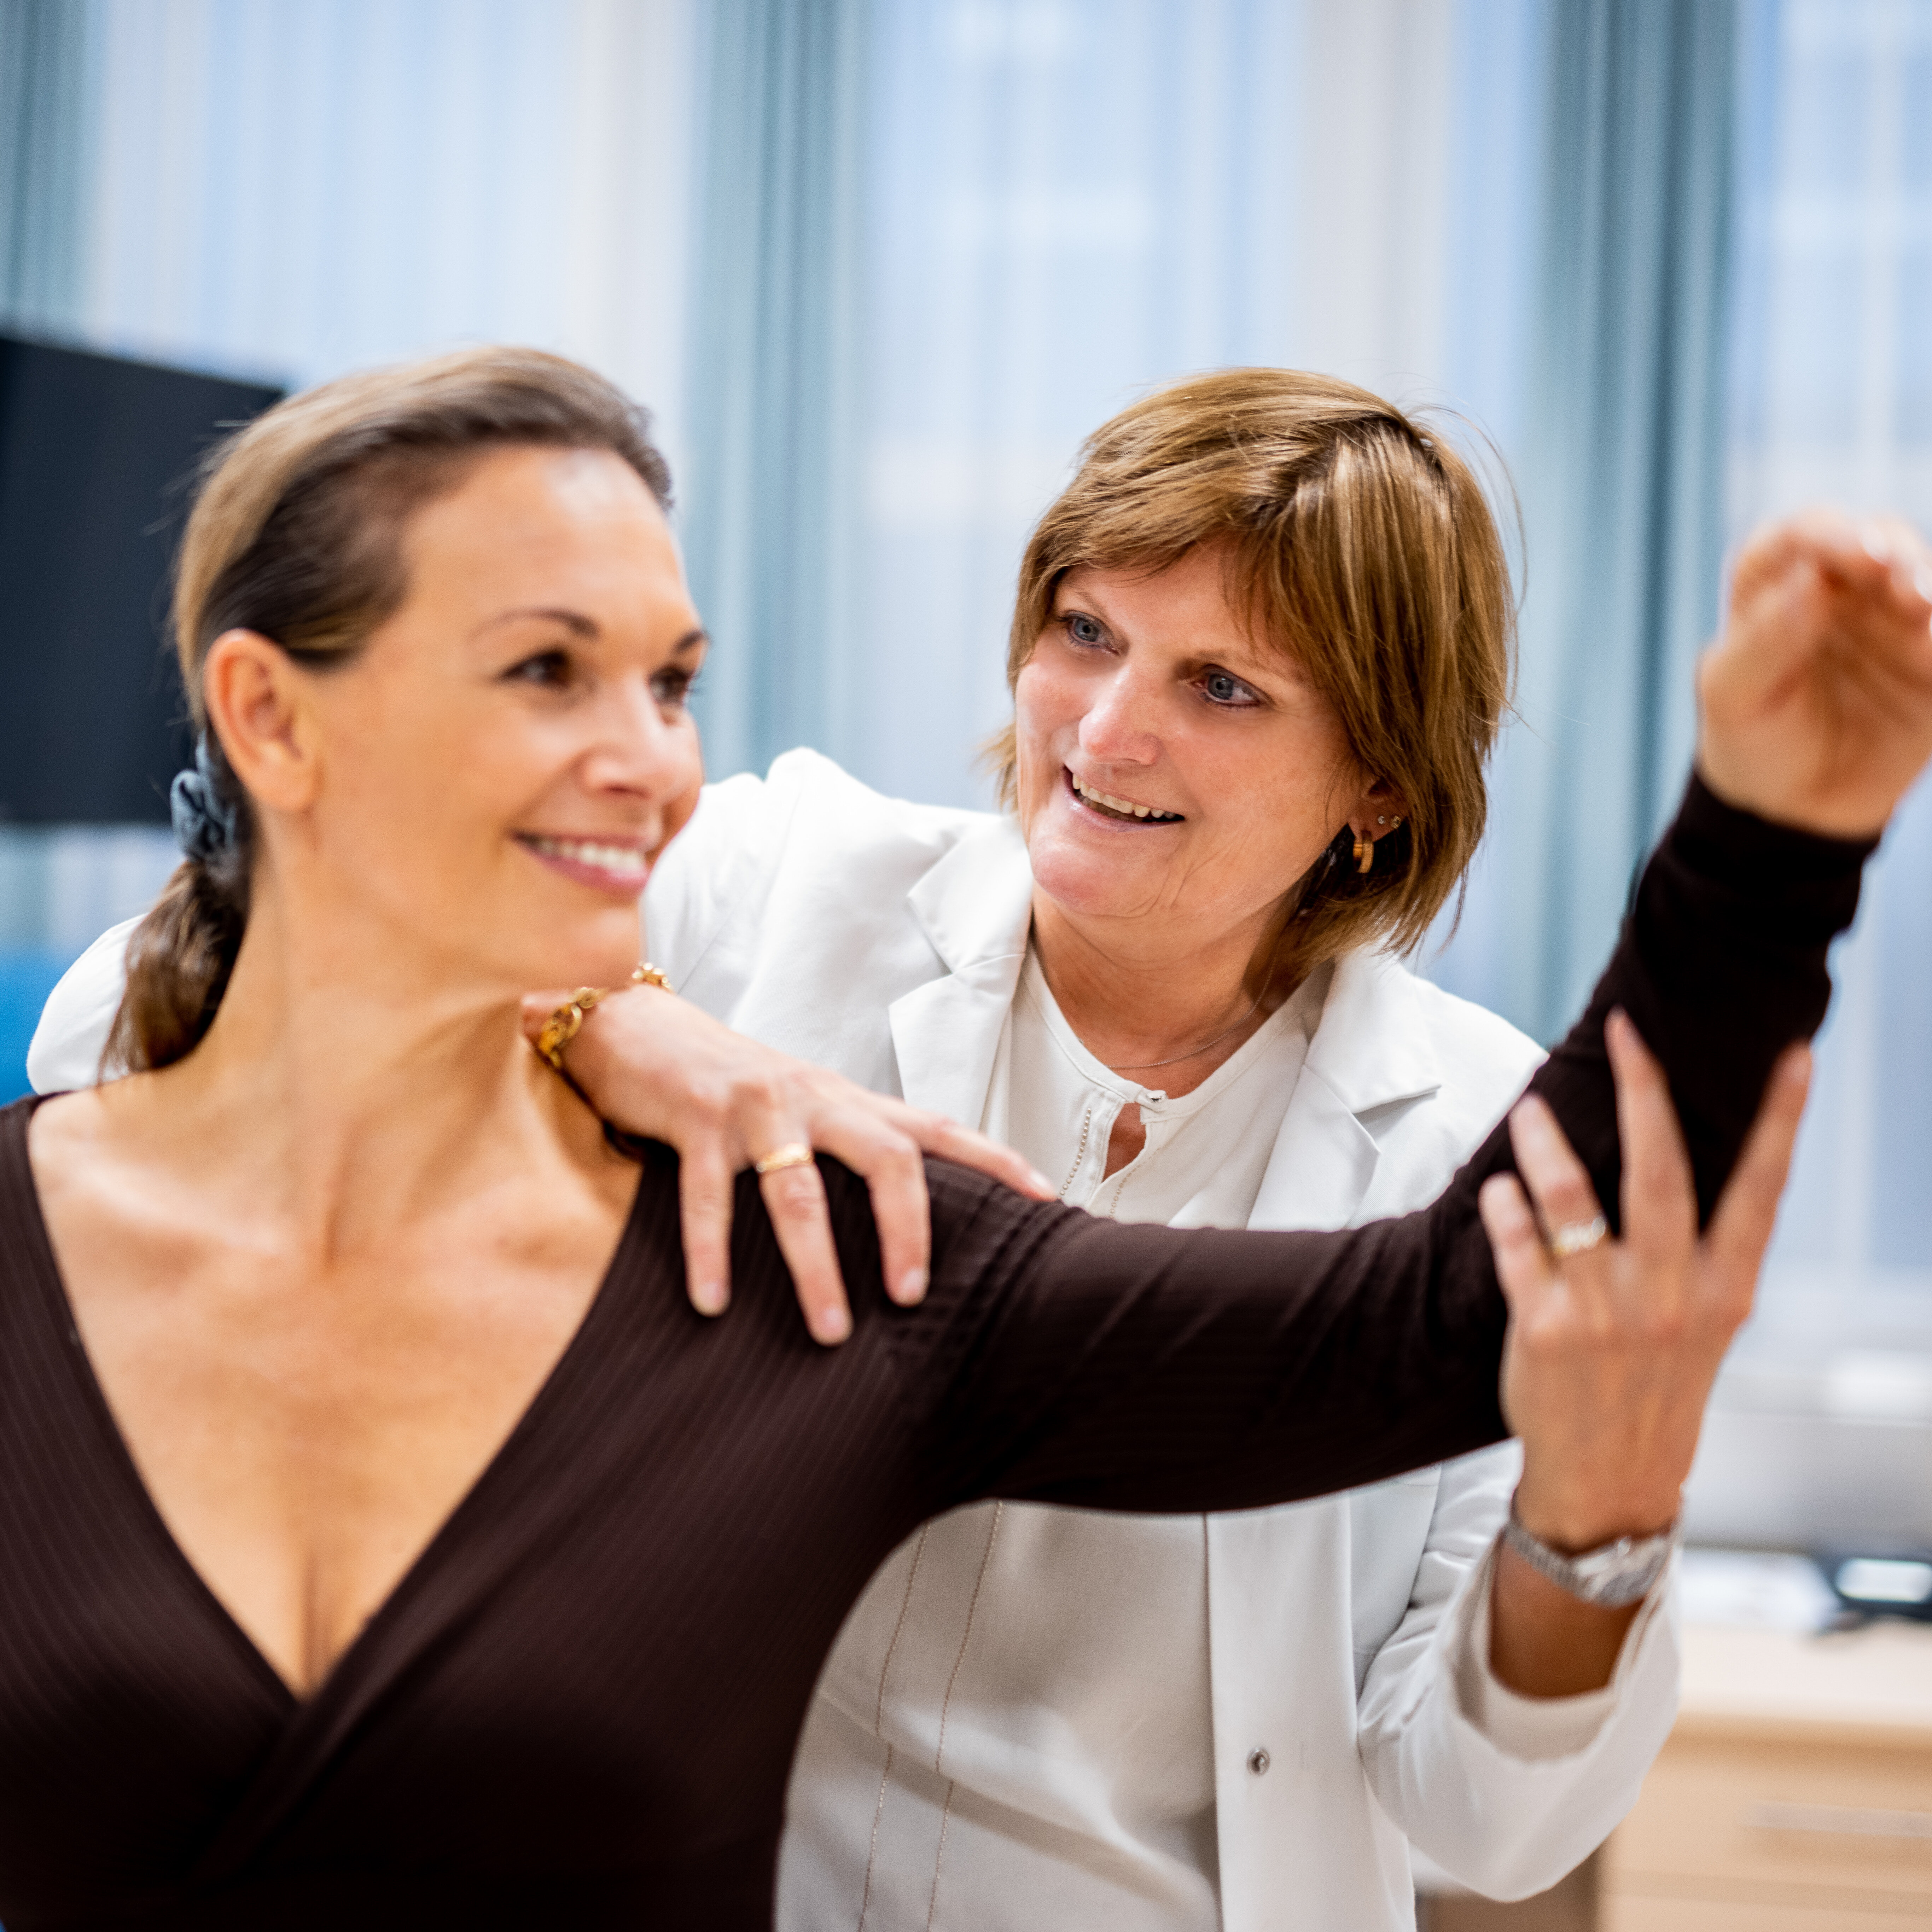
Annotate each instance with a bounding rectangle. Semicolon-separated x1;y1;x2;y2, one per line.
0;335;284;824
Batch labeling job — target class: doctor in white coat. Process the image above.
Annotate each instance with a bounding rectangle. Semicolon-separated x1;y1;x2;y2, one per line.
645;750;1665;1932
651;372;1677;1932
33;369;1684;1930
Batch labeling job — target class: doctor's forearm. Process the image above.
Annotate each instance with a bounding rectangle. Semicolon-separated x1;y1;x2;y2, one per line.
1486;1540;1639;1697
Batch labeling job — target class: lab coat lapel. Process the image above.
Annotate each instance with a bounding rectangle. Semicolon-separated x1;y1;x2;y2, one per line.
888;816;1033;1126
1248;1070;1381;1233
1249;951;1444;1232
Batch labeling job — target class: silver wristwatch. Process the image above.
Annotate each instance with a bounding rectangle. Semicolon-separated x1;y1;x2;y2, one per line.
1503;1498;1680;1608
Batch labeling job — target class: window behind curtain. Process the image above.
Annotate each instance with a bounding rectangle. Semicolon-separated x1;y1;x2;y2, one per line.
1730;0;1932;1346
841;0;1547;815
1684;0;1932;1551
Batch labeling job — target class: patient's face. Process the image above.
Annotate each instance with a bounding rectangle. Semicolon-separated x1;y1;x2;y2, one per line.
1013;544;1365;952
290;444;705;994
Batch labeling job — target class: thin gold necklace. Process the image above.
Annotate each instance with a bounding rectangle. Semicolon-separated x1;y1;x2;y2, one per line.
1107;985;1268;1073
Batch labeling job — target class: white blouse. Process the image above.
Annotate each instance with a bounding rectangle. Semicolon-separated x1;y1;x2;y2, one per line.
983;950;1330;1228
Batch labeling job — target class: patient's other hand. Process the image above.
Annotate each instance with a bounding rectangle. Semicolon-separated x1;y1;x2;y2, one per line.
1699;510;1932;838
1482;1011;1809;1554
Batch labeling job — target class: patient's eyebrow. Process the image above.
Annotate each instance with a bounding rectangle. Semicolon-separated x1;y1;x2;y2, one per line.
469;613;709;656
471;606;601;639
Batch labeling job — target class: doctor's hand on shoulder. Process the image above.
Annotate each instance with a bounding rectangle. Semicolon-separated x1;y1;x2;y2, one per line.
1478;1013;1810;1698
531;978;1052;1347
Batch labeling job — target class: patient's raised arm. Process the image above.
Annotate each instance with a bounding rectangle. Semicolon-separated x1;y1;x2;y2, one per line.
28;513;1932;1349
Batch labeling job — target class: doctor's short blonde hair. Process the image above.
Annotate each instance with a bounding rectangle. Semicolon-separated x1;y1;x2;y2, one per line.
988;367;1514;992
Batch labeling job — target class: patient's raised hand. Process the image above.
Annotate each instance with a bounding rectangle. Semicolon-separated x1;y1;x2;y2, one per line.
1699;510;1932;838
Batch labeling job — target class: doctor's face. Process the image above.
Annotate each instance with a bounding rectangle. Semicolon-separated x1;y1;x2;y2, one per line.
1013;544;1371;950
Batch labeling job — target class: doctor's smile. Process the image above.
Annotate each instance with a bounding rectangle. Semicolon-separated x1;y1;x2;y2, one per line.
1065;768;1186;822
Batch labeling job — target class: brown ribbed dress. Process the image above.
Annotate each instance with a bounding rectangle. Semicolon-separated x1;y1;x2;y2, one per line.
0;780;1871;1930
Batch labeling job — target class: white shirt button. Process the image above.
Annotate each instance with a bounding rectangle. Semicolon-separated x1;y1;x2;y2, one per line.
1247;1747;1270;1776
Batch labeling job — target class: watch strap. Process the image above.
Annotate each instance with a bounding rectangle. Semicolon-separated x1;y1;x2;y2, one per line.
1503;1499;1681;1609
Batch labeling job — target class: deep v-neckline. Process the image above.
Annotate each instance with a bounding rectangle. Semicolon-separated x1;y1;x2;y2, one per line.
10;1095;649;1713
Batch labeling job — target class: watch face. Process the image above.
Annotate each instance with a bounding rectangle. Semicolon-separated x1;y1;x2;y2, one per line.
1507;1512;1680;1608
1572;1534;1675;1606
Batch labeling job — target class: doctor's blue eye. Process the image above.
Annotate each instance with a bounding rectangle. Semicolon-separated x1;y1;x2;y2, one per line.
1201;669;1259;706
1064;613;1106;646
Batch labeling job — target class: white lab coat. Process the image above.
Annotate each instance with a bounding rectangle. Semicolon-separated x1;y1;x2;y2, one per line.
641;752;1681;1930
25;746;1681;1928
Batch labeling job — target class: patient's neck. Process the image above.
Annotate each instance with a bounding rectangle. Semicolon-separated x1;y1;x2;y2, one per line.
134;868;598;1255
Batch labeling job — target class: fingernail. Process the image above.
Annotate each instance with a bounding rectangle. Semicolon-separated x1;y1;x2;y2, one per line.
1029;1169;1054;1195
692;1280;727;1317
814;1305;851;1345
897;1267;928;1304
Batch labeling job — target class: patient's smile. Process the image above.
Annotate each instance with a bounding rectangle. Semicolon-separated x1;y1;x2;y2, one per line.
516;833;652;892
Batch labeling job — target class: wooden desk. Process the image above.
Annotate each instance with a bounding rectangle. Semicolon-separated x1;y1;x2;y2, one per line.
1601;1621;1932;1928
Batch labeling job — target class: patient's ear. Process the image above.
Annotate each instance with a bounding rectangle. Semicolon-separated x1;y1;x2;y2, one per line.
201;629;321;814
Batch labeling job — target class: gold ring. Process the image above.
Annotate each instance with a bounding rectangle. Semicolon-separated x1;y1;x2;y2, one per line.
1549;1215;1609;1261
754;1142;815;1176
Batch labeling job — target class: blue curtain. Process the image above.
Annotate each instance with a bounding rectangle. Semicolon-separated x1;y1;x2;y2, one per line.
681;0;868;784
1500;0;1739;1043
0;0;90;332
1724;0;1932;1342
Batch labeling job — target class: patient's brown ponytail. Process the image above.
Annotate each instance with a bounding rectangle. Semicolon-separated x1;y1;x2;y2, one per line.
109;850;249;1075
106;345;673;1074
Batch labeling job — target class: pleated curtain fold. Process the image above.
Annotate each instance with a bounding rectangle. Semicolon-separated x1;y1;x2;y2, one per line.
681;0;869;785
1502;0;1739;1044
0;0;91;336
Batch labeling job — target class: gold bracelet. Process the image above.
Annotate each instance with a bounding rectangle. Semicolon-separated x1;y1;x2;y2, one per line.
533;963;675;1072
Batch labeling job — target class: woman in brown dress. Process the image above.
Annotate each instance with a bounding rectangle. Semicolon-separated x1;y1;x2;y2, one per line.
8;348;1932;1928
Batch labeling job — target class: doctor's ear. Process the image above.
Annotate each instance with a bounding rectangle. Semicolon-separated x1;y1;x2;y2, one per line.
200;630;322;815
1355;779;1410;844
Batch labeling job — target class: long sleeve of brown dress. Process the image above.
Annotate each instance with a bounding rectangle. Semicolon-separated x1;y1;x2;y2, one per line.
0;778;1875;1931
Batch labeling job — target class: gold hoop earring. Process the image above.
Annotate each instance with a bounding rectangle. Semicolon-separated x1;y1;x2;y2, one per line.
1352;831;1374;875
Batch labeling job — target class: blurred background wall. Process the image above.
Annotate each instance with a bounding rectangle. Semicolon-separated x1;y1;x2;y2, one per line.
2;0;1930;1543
